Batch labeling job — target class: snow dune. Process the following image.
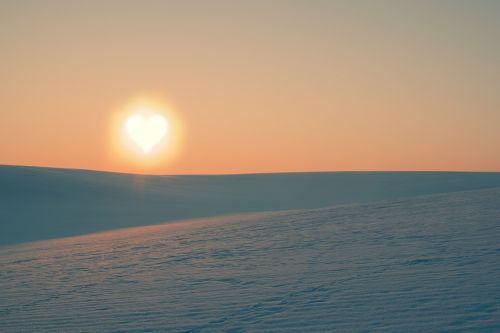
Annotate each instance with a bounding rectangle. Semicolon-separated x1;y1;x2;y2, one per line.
2;165;500;245
1;187;499;332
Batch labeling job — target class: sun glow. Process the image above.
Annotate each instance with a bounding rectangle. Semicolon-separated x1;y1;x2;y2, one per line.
109;94;184;171
125;113;168;154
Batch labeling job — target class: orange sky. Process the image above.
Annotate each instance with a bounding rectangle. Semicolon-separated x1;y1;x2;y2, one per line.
1;1;499;174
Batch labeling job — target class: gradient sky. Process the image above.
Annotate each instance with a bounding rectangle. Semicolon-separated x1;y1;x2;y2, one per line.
1;0;499;174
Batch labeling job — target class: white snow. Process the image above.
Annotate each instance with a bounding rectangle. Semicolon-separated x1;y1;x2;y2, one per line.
1;186;499;332
2;165;500;245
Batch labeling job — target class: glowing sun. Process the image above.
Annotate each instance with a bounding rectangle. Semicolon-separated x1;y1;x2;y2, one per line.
125;112;169;154
110;94;183;170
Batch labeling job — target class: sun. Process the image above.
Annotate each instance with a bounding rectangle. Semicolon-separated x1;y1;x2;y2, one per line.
125;112;169;154
109;94;184;170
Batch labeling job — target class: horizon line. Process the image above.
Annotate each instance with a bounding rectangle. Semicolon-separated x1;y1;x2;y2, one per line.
1;163;499;177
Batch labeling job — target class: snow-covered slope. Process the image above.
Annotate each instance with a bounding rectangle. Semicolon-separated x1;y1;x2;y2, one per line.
2;165;500;245
1;188;499;332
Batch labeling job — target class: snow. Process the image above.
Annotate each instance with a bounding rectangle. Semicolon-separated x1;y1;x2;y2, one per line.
1;186;499;332
2;165;500;245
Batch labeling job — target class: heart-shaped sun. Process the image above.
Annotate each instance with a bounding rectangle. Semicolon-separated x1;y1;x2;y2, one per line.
125;114;168;153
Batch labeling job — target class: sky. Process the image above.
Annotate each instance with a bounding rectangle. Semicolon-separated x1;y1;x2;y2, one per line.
1;0;499;174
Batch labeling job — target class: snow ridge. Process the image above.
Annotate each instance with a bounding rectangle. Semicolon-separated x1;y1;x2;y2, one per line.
2;165;500;245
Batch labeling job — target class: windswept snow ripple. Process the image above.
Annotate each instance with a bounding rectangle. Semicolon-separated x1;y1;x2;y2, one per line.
1;188;499;332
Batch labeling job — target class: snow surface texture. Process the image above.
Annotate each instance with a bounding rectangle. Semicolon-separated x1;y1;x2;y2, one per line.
2;165;500;245
1;188;499;332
